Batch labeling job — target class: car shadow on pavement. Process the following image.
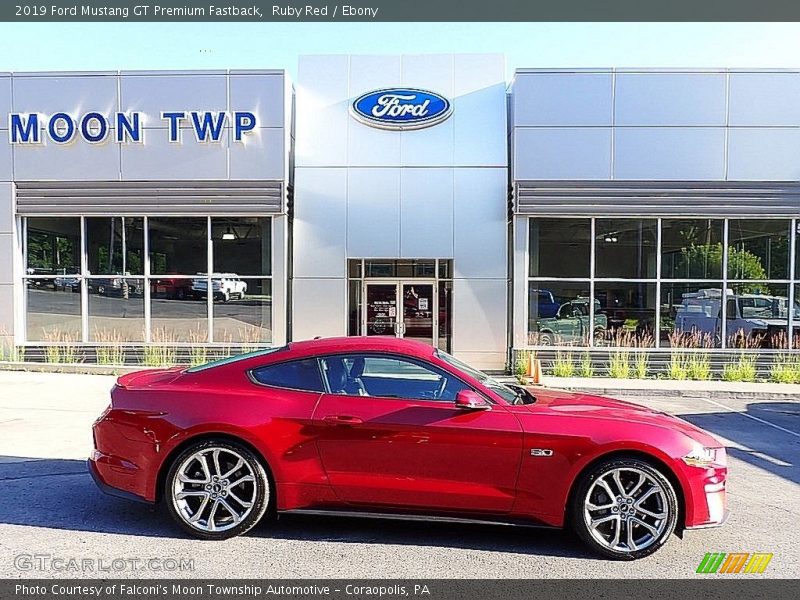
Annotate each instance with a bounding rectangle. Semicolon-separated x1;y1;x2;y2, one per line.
0;456;592;558
0;457;181;539
678;402;800;485
254;513;592;559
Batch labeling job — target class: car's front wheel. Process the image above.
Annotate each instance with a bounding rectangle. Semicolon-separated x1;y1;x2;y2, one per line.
166;440;270;539
570;457;679;560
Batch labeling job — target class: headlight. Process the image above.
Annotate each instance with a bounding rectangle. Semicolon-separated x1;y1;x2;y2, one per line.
682;446;722;467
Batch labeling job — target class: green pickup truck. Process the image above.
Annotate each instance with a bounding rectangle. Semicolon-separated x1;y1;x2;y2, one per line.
534;298;608;346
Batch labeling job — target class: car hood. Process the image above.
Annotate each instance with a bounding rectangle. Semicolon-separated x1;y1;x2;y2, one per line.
524;388;723;447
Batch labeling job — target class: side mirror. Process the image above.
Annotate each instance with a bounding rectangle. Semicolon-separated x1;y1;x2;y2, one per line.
455;390;491;411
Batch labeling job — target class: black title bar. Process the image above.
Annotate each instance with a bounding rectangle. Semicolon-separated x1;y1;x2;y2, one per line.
5;1;800;22
4;580;799;600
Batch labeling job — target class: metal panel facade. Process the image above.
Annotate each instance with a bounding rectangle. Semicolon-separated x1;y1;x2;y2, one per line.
294;54;508;369
2;70;290;347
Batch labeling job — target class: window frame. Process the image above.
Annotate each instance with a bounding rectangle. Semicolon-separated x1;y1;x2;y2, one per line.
21;215;275;346
316;351;483;403
525;216;799;351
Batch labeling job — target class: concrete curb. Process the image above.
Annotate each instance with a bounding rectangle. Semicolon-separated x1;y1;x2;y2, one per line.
0;362;154;376
521;376;800;402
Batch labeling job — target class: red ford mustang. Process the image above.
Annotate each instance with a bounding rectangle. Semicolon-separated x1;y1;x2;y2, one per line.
89;337;728;560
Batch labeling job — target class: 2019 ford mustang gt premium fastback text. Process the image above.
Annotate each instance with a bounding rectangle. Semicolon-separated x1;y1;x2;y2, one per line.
89;337;728;560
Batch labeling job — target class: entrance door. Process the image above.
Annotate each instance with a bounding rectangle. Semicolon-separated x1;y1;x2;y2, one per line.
365;283;399;336
364;282;436;345
402;283;434;345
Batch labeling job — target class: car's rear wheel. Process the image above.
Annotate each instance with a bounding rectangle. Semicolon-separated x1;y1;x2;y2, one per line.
570;457;678;560
166;440;270;540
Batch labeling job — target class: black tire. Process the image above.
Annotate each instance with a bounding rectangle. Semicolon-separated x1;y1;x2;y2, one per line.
165;439;271;540
539;332;555;346
569;457;679;560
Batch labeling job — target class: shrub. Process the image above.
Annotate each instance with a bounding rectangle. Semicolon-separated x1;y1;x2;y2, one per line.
43;329;82;365
514;350;532;383
687;353;712;380
142;328;177;367
94;329;126;366
632;333;653;379
769;354;800;384
551;350;574;378
722;353;758;382
578;352;594;378
187;327;209;367
608;350;630;379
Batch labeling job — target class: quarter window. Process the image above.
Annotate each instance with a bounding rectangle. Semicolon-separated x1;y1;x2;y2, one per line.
251;359;324;393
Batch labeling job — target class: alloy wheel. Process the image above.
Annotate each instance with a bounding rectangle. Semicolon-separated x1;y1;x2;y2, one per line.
582;466;670;553
171;446;261;533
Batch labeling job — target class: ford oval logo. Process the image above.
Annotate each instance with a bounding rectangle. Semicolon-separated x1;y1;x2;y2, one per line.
351;88;453;130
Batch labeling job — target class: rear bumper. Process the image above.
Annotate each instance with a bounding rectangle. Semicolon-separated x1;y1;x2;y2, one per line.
87;452;154;505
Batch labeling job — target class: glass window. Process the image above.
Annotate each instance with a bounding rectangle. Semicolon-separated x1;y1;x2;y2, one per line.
795;222;800;280
364;260;436;278
321;354;469;401
795;285;800;350
594;283;656;347
150;285;208;343
213;278;272;344
251;359;324;392
87;278;145;342
660;284;723;348
348;260;362;278
661;219;724;279
727;219;790;280
529;218;590;278
438;259;453;279
148;217;208;276
528;282;591;346
25;279;82;342
595;218;657;279
86;217;144;276
212;217;271;276
437;281;452;353
728;283;792;349
25;217;81;276
348;280;362;336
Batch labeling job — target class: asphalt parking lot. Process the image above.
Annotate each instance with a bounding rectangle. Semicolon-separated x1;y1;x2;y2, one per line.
0;371;797;579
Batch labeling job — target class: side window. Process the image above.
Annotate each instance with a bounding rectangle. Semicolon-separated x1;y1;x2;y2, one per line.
251;359;324;392
320;354;470;401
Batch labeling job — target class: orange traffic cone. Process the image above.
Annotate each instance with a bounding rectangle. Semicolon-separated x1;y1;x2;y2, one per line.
528;353;542;385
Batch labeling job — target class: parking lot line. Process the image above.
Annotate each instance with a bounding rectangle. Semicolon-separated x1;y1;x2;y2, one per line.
695;397;800;439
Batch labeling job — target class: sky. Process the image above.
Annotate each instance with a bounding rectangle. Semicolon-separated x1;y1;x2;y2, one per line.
2;22;800;78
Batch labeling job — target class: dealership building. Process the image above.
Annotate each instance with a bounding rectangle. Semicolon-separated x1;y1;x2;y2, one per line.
2;56;799;370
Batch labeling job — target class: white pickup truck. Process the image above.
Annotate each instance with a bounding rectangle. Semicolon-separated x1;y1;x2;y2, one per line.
191;273;247;302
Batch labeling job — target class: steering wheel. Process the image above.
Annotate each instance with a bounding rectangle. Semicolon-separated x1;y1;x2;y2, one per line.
434;376;448;400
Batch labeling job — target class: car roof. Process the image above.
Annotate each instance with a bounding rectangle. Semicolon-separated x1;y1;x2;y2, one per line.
286;336;437;360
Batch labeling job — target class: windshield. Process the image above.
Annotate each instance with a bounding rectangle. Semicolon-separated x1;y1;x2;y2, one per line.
436;350;525;404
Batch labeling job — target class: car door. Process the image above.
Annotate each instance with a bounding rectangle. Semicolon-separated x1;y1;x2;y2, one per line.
311;353;524;513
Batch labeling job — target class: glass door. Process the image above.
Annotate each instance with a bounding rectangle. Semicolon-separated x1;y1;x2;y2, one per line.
402;283;435;345
365;283;399;336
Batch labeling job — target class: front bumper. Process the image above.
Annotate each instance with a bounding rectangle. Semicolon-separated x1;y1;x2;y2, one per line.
680;460;729;529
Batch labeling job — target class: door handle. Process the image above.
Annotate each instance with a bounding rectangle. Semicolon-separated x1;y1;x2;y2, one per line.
322;415;364;425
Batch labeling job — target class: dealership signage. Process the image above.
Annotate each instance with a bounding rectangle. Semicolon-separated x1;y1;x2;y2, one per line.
351;88;452;130
7;111;258;144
